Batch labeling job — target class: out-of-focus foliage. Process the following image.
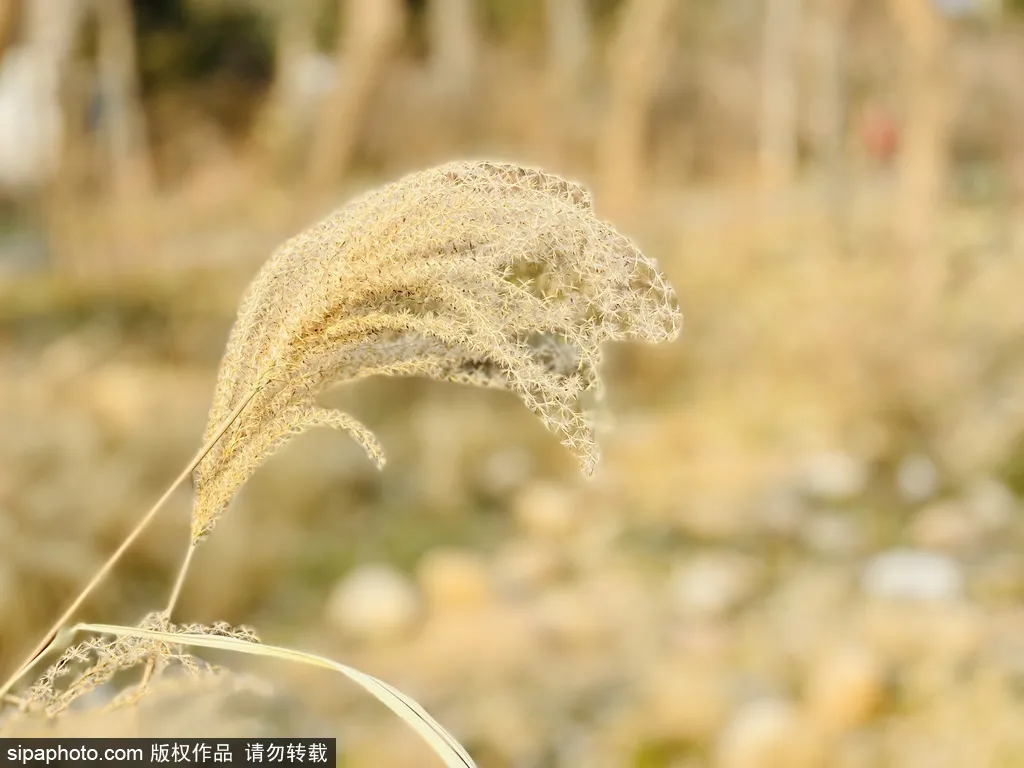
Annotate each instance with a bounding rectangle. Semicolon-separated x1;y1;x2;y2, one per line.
2;0;1024;765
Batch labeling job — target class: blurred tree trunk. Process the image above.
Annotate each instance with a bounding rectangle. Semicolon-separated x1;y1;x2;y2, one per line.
273;2;320;99
807;0;852;246
546;0;591;92
93;0;154;200
596;0;676;218
760;0;804;191
15;0;85;275
252;0;321;178
0;0;20;61
806;0;849;167
306;0;405;195
890;0;952;322
542;0;592;165
428;0;479;103
424;0;479;152
1;0;71;193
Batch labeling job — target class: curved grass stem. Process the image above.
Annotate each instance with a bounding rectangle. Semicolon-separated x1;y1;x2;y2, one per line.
75;623;477;768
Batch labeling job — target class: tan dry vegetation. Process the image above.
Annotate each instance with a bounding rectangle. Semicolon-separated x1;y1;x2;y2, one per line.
0;161;682;768
2;1;1024;765
193;160;680;540
3;177;1024;765
4;196;1024;766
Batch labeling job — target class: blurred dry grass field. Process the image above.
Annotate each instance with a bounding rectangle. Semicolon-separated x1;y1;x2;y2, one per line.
2;0;1024;766
3;176;1024;765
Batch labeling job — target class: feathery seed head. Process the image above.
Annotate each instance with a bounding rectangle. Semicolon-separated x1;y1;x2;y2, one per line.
191;161;681;542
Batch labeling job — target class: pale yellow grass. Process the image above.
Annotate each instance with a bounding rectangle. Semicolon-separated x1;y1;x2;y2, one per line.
0;161;682;767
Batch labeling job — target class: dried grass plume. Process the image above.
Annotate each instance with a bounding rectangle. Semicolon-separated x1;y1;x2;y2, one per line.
192;161;682;541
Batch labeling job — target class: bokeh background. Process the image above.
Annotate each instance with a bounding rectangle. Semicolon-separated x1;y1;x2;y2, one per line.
2;0;1024;765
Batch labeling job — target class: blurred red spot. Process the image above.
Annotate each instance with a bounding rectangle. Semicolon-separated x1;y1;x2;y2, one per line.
859;106;899;164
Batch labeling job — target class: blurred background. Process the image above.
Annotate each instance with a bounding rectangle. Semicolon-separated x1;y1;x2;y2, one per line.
2;0;1024;765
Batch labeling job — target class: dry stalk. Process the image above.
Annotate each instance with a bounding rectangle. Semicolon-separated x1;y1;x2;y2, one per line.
2;161;682;767
191;160;682;544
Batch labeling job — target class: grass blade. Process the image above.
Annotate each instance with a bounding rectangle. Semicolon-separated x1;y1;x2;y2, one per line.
75;623;476;768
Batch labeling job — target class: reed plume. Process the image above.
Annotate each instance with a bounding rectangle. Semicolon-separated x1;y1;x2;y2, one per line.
191;161;681;542
1;161;682;768
18;613;255;718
